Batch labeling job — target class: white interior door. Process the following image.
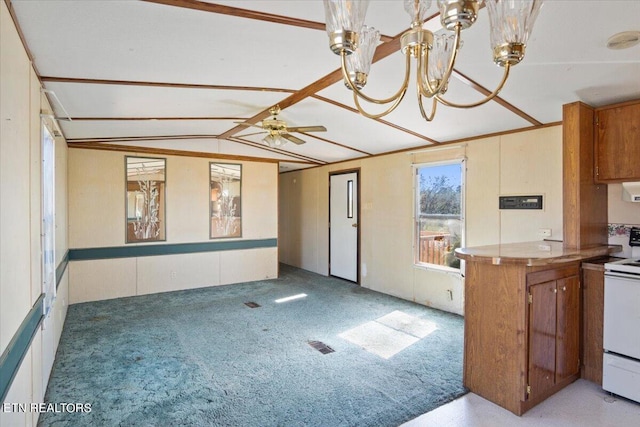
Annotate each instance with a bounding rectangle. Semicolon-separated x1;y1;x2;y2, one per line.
330;172;358;282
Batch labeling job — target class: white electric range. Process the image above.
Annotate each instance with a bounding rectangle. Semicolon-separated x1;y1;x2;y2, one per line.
603;254;640;403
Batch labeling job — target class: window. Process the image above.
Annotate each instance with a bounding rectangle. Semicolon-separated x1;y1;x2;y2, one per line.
42;124;56;317
415;160;464;270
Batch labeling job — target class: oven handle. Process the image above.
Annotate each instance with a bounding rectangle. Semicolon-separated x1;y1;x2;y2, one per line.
605;271;640;280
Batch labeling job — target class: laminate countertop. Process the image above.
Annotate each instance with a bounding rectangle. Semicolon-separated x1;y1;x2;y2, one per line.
454;241;621;266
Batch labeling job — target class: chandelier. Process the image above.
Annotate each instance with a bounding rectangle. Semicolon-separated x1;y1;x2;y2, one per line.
323;0;544;120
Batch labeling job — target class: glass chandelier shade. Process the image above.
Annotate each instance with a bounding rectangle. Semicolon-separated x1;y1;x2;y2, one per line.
486;0;544;66
404;0;432;26
323;0;371;53
425;32;458;94
344;25;381;89
323;0;544;121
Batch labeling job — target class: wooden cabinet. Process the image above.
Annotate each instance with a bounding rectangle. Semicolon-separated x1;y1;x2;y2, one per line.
581;263;606;384
527;269;580;402
463;261;581;415
562;101;608;248
595;99;640;182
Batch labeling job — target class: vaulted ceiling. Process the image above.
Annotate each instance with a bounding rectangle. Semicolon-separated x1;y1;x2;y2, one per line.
8;0;640;172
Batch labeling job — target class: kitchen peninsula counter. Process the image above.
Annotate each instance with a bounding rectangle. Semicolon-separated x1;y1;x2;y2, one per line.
454;241;620;416
455;241;620;266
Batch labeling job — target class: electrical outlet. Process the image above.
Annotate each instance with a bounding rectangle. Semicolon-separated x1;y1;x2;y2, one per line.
538;228;551;237
170;271;177;279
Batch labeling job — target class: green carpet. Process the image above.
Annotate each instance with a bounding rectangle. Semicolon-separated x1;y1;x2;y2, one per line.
39;264;466;426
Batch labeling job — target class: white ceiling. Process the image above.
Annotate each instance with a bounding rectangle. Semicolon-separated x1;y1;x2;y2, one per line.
9;0;640;172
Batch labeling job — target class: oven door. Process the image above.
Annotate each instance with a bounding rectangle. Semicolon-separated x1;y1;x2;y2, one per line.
604;272;640;359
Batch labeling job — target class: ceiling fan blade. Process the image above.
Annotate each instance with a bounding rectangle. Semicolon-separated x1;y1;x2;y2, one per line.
234;121;264;129
286;125;327;133
282;133;306;145
237;131;267;138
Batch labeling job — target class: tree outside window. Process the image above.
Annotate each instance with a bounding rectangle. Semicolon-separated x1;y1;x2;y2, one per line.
415;161;464;269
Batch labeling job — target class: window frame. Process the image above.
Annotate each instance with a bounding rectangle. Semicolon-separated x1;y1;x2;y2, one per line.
413;158;466;272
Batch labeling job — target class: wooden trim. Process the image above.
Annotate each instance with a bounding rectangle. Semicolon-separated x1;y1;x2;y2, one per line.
40;76;295;93
312;94;440;144
594;98;640;112
67;142;282;163
141;0;393;42
3;0;39;75
452;69;543;126
301;133;372;156
228;136;327;165
67;134;222;143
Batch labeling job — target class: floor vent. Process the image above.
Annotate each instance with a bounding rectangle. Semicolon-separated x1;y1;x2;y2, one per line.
244;302;261;308
308;340;335;354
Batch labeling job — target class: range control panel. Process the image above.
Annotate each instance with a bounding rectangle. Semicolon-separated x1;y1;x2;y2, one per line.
499;195;543;210
630;227;640;247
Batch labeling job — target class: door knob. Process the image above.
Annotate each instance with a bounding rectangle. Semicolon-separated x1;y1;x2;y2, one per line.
352;223;358;228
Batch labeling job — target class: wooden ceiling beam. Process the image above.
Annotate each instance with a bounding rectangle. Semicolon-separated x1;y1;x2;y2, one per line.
452;70;543;126
40;76;294;93
140;0;393;42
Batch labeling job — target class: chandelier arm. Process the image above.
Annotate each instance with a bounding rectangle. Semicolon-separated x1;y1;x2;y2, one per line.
420;23;462;97
341;49;411;105
352;83;408;119
417;92;438;122
435;63;512;109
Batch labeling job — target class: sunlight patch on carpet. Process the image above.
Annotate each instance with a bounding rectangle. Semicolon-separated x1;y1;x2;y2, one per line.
376;310;438;338
274;293;307;303
338;321;419;359
338;311;437;359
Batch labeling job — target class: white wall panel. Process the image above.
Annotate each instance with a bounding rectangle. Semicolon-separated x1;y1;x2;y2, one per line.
219;248;278;285
465;137;501;247
0;0;32;354
165;156;210;243
68;149;125;248
414;268;463;315
499;126;563;243
69;258;137;304
136;252;221;295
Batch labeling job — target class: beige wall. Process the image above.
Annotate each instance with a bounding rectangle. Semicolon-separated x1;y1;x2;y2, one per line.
68;149;279;303
1;2;69;423
279;125;563;315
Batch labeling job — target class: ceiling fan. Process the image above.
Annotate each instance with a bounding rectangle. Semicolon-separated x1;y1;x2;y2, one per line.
235;105;327;146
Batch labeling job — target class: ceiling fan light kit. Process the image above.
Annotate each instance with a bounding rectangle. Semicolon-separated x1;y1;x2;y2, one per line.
237;105;327;148
323;0;544;121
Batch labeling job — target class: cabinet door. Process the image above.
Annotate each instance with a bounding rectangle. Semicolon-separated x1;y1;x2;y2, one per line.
528;280;557;399
556;275;580;381
595;101;640;182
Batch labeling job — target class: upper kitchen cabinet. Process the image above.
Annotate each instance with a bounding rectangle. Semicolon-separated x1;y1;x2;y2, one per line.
595;100;640;183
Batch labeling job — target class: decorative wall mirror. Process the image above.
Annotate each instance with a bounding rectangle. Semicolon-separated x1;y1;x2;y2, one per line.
126;156;166;243
210;163;242;239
